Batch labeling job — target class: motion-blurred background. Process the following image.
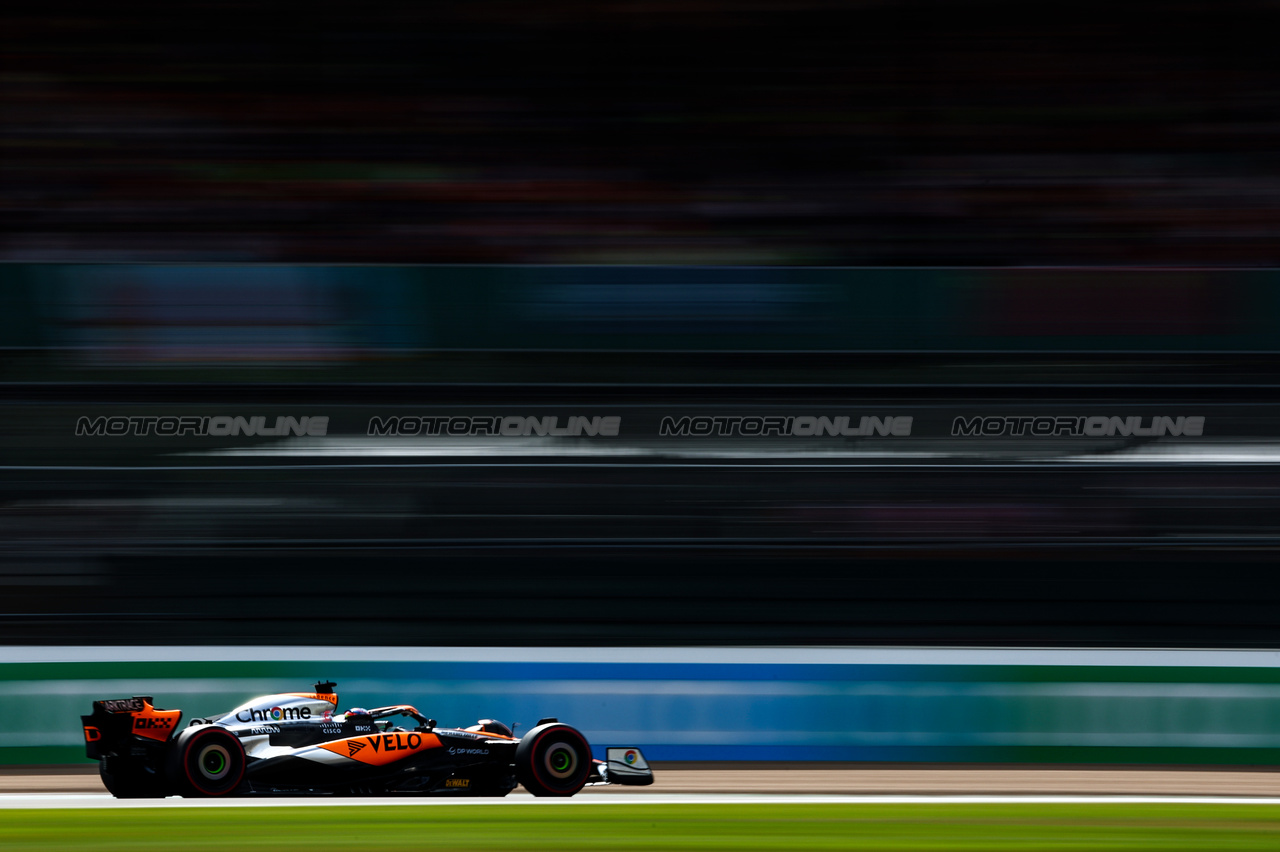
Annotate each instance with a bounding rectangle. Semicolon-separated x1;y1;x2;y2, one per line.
5;0;1280;767
6;1;1280;266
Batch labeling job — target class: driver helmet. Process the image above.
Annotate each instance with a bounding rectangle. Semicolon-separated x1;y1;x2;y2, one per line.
344;707;373;720
465;718;514;738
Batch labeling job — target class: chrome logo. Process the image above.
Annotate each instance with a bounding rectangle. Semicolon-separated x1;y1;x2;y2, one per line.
269;707;283;721
624;750;638;765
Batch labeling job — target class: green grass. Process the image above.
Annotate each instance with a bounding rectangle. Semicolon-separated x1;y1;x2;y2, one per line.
4;804;1280;851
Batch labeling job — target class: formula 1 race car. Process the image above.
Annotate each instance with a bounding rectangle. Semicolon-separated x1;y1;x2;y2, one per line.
81;681;653;798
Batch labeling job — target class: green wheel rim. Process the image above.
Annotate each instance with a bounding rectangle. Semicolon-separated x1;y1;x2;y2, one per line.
197;744;232;780
544;743;578;780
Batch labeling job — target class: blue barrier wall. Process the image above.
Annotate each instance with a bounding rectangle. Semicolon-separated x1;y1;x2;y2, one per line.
6;647;1280;766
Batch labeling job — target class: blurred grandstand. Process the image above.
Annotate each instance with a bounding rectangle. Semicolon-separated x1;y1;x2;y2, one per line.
1;266;1279;647
5;2;1280;652
4;1;1280;266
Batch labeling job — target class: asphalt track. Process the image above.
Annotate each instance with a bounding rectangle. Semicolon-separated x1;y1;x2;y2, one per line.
9;768;1280;806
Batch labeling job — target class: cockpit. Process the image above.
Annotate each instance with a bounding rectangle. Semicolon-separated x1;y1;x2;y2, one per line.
336;705;436;733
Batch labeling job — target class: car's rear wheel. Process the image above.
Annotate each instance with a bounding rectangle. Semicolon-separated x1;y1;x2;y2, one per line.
167;726;246;797
99;756;168;798
515;723;592;797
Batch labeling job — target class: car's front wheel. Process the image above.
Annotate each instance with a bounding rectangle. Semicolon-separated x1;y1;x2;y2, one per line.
515;723;592;797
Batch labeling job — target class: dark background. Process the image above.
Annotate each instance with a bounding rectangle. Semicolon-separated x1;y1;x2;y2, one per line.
4;3;1280;647
6;1;1280;265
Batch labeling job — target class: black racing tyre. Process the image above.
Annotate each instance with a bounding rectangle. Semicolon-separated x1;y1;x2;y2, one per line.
99;757;168;798
167;726;246;797
515;723;592;797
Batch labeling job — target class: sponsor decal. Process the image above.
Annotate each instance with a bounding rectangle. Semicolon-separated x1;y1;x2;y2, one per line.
100;698;145;713
83;726;101;742
321;732;442;766
75;415;329;437
659;415;912;437
235;706;312;723
132;716;173;731
322;710;333;722
445;778;470;788
250;726;281;735
448;746;490;756
608;747;649;771
370;733;424;752
130;704;182;741
950;415;1205;438
353;725;373;732
367;415;620;437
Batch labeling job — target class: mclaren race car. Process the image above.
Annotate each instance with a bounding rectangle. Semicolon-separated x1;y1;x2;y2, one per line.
81;681;654;798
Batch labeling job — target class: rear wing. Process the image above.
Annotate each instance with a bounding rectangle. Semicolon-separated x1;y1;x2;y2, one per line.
81;697;183;759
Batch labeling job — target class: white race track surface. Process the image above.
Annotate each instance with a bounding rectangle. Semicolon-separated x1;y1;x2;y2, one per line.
6;793;1280;809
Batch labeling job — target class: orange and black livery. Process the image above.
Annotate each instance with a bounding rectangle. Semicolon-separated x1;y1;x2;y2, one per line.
81;680;653;798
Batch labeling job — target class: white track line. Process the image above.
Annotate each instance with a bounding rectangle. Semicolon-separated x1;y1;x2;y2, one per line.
6;793;1280;809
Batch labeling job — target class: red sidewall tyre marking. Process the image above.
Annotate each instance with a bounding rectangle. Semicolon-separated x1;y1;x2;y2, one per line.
527;727;589;794
182;728;245;796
